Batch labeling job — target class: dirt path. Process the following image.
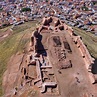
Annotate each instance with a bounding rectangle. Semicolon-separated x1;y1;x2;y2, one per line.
0;29;12;42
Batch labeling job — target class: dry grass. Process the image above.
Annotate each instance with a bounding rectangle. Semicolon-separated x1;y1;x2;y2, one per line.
73;27;97;58
0;21;37;96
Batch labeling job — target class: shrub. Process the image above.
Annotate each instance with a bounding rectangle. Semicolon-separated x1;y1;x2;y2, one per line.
82;6;89;11
21;7;31;12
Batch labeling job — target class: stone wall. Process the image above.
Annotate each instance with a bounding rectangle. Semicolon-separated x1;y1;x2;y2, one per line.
30;16;95;84
31;16;94;70
64;24;94;70
75;37;94;69
63;21;95;84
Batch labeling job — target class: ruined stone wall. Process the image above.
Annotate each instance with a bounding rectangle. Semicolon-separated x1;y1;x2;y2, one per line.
76;37;94;69
67;26;74;36
63;22;95;83
30;16;95;83
64;23;68;30
32;16;94;69
63;22;94;69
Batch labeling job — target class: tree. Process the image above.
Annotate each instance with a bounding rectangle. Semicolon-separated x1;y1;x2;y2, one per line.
46;0;48;2
21;8;31;12
82;6;89;11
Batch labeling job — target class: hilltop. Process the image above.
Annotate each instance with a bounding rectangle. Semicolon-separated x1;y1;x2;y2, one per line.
1;17;97;97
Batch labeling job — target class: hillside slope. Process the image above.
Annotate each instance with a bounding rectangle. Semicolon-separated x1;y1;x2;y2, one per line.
0;21;38;96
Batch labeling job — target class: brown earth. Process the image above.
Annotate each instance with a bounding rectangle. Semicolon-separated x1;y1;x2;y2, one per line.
3;31;95;97
2;17;97;97
39;29;96;97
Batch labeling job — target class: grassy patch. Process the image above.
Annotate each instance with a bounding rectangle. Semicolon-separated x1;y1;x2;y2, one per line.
12;21;37;33
73;27;97;58
0;21;37;96
0;26;11;33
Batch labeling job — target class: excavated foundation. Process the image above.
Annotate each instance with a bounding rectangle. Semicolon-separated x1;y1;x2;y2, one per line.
3;17;97;97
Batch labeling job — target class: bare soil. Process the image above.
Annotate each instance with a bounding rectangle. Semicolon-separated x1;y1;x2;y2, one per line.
2;20;97;97
40;30;96;97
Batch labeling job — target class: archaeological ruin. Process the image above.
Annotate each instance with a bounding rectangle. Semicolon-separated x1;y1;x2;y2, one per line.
28;16;95;94
3;16;97;97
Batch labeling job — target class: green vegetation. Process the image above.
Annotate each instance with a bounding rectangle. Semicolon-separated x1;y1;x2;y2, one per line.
82;6;89;11
93;1;97;5
0;26;11;33
21;7;31;12
2;23;10;27
73;27;97;58
46;0;48;2
0;21;37;96
0;8;3;11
